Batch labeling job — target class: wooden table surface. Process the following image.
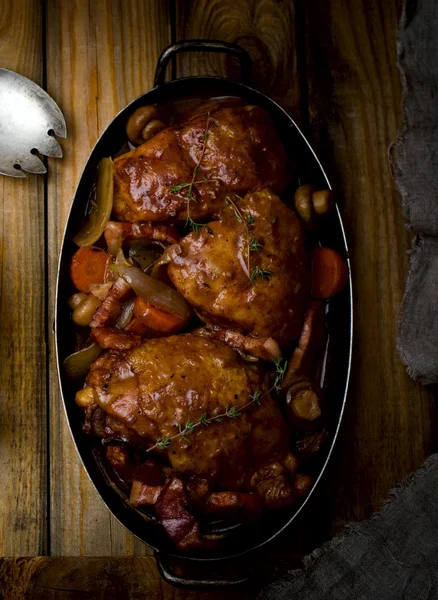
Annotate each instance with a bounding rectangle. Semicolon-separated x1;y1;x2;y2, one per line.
1;0;436;597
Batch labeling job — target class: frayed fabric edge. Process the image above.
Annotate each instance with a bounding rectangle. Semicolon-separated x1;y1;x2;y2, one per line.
396;234;437;386
271;453;438;586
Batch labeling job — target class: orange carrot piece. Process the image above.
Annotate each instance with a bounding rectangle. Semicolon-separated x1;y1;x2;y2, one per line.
134;296;185;333
311;247;348;299
70;246;112;293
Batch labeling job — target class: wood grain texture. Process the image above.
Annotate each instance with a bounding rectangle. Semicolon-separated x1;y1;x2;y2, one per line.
303;0;437;530
0;557;258;599
45;0;171;555
175;0;303;119
0;1;47;555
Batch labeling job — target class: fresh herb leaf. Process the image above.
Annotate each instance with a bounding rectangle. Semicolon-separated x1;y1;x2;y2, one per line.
249;266;272;285
200;412;211;426
226;405;242;419
272;357;287;392
246;213;255;225
249;237;263;252
156;436;171;450
185;216;205;234
249;391;262;405
170;182;191;193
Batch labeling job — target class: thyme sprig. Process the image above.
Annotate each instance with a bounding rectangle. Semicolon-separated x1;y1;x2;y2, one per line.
224;195;264;279
249;237;263;253
169;112;213;233
249;266;272;285
224;194;251;276
148;357;287;453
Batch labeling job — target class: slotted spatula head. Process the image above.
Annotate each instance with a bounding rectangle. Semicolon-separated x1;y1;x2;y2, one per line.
0;68;66;177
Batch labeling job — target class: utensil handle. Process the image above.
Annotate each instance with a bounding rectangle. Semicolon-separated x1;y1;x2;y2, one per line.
154;40;252;87
155;551;250;589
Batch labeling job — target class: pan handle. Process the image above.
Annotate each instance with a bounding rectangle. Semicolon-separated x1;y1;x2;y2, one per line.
155;551;250;589
154;40;252;87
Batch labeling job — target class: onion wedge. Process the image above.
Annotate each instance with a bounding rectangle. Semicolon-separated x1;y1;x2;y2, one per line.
73;158;114;247
63;343;102;379
115;265;191;321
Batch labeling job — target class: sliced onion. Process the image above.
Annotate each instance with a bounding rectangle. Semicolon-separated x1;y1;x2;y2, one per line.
114;248;133;268
73;158;114;247
239;351;259;363
116;265;191;320
63;343;103;379
115;298;135;329
151;244;181;282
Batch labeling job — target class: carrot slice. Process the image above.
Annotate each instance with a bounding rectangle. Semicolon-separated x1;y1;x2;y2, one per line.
134;296;185;333
311;247;348;299
70;246;111;293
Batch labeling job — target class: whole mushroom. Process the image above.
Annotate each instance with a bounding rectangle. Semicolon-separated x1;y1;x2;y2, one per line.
126;105;167;146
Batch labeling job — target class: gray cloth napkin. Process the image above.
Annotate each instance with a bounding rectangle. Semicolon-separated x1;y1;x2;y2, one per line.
395;0;438;383
259;454;438;600
258;1;438;598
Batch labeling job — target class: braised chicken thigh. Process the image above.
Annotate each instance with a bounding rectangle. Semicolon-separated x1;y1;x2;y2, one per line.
78;335;292;491
113;104;287;223
167;189;309;345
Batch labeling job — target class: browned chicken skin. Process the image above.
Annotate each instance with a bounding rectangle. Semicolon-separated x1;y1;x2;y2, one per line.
113;104;287;223
79;334;292;491
167;189;309;345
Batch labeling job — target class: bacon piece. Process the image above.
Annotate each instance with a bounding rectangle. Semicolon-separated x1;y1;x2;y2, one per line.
90;327;141;350
155;479;202;550
130;481;163;507
104;221;181;256
204;491;262;522
90;277;132;328
194;326;280;361
105;443;136;483
106;444;129;469
282;300;325;387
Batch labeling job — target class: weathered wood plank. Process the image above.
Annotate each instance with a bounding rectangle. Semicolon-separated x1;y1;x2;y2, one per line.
303;0;437;531
45;0;171;555
0;0;47;556
0;557;258;599
175;0;303;120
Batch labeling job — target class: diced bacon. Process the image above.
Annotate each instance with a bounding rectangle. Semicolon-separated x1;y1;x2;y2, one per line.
282;300;325;387
106;444;129;469
155;479;202;549
90;277;133;328
194;326;280;361
90;327;141;350
204;491;262;522
104;221;181;256
130;481;163;507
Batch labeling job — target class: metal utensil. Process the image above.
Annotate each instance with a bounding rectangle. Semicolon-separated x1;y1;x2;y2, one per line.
0;68;66;177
